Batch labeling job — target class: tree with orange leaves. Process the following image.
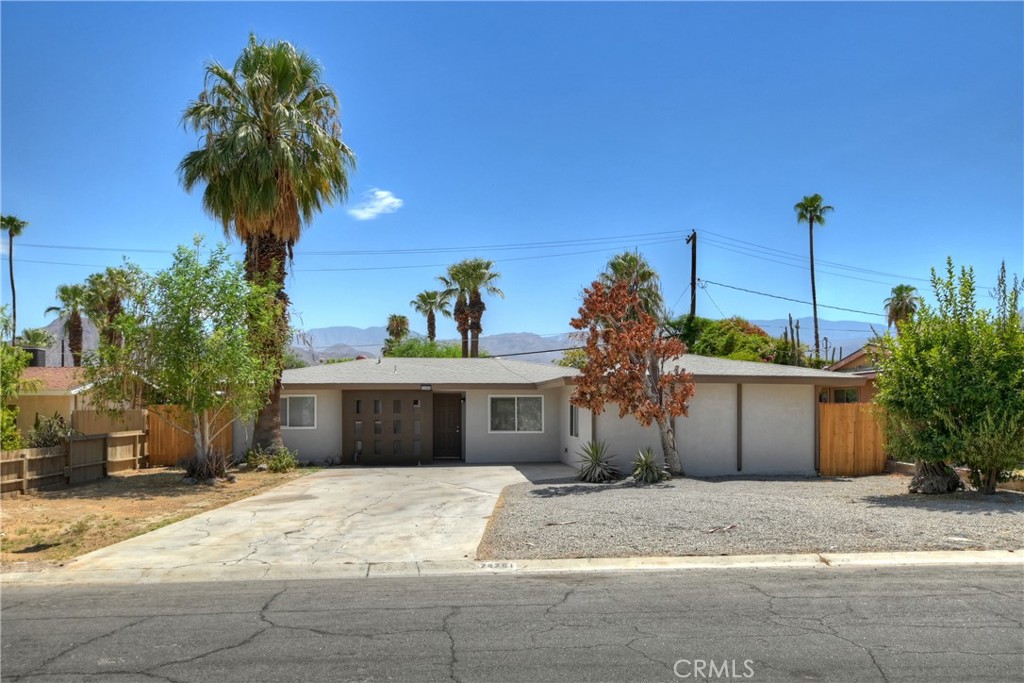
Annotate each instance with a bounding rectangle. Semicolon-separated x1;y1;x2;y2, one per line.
569;279;695;475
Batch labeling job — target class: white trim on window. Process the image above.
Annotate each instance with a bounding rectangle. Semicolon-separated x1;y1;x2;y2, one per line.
488;395;544;433
280;394;317;429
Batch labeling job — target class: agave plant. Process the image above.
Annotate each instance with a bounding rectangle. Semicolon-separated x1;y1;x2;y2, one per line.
632;447;670;484
576;440;618;483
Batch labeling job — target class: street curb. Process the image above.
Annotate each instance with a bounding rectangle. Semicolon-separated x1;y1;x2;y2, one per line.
3;549;1020;587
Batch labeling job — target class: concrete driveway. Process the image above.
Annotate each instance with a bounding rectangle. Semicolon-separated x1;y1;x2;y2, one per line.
14;464;574;584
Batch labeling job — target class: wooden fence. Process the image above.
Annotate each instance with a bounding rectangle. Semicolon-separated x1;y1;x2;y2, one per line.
819;404;887;476
71;409;148;435
0;430;146;496
146;406;233;466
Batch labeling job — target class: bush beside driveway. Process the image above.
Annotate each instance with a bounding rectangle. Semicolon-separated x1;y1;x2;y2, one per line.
477;474;1024;560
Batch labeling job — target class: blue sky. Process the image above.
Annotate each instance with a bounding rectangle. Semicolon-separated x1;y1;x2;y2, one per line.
2;2;1021;345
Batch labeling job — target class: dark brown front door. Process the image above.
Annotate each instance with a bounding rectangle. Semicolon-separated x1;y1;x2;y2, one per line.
433;393;463;460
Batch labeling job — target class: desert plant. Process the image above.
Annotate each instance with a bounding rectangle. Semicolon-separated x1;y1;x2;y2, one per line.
26;413;79;448
632;447;670;484
246;444;300;473
575;440;618;483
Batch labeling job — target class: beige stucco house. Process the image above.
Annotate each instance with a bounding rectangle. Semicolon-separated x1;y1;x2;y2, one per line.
11;367;93;434
233;355;863;477
824;346;877;403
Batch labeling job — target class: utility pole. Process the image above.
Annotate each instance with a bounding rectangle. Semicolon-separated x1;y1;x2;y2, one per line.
685;230;697;319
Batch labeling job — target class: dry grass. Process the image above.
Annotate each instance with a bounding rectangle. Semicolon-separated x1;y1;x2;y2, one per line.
1;467;312;571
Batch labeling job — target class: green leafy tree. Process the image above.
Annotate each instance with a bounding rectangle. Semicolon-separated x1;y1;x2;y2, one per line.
0;307;38;449
884;284;920;333
440;259;503;358
410;290;452;342
794;194;834;358
85;240;276;471
384;338;464;358
45;284;90;366
1;215;28;345
179;34;356;452
554;348;588;369
872;259;1024;494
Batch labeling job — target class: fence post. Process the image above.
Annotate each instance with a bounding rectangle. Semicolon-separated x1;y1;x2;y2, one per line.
20;453;27;494
103;435;109;478
64;438;72;485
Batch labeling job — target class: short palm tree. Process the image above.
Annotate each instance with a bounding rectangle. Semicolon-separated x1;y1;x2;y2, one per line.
45;283;89;366
440;259;503;358
600;250;664;318
384;314;410;354
1;215;28;345
410;290;452;342
178;34;356;451
85;267;140;348
794;194;834;358
19;328;54;349
884;284;919;333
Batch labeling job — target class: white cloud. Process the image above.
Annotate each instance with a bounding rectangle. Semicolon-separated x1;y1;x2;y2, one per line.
347;188;404;221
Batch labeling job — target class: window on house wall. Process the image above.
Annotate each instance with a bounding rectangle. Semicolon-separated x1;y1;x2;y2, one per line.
569;404;579;438
279;395;316;428
489;396;544;433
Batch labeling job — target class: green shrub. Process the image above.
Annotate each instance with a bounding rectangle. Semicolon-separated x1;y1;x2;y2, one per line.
575;440;618;483
26;413;79;448
632;447;670;484
246;445;299;473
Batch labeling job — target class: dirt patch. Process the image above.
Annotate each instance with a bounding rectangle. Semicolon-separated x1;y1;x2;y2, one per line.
1;467;312;571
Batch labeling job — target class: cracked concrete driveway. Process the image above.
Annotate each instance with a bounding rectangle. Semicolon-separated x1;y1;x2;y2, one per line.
14;465;573;585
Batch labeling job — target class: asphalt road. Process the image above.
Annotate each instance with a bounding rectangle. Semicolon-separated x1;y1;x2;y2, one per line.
2;565;1021;682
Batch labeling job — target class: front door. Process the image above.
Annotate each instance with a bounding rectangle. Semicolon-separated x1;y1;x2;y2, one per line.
433;393;463;460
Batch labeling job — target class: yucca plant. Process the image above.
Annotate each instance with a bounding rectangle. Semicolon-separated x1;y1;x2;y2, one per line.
576;440;619;483
632;447;670;484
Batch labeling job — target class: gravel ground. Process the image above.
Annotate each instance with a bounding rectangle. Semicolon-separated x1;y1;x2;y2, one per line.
476;473;1024;560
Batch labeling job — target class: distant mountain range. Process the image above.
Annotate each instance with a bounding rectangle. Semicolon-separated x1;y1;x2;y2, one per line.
29;317;880;368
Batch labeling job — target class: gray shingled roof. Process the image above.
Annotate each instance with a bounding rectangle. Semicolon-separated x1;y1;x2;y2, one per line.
282;354;861;388
282;357;578;388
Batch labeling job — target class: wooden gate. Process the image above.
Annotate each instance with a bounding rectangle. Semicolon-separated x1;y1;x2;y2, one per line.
146;406;233;466
819;404;887;476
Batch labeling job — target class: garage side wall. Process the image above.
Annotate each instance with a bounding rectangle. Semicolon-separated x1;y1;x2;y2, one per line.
232;389;343;464
741;383;816;475
463;388;562;463
558;386;593;467
594;407;663;473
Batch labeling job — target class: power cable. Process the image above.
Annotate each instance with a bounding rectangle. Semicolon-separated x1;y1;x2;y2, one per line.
700;279;887;318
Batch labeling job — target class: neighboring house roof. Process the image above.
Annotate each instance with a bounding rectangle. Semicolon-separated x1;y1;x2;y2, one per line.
282;357;579;390
826;347;877;379
20;367;92;395
281;354;863;389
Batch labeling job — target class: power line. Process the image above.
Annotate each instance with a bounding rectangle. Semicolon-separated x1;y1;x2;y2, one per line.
704;278;888;319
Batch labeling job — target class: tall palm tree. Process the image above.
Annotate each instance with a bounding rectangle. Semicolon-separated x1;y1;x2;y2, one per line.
410;290;452;342
1;215;28;345
179;34;356;451
45;284;89;366
441;259;503;358
884;284;919;333
794;194;834;358
600;250;664;319
85;267;140;349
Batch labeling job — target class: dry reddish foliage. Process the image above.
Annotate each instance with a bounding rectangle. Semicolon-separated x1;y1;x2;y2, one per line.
570;280;695;473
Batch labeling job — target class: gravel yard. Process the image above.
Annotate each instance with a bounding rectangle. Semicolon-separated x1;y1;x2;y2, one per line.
476;473;1024;560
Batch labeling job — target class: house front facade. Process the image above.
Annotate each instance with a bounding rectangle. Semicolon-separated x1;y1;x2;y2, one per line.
234;355;864;477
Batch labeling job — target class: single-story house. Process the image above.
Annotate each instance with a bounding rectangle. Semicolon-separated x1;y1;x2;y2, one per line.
10;367;91;434
824;346;877;403
233;355;864;477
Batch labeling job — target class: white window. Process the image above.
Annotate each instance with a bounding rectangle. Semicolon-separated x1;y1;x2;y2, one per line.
569;404;579;438
489;396;544;433
280;395;316;429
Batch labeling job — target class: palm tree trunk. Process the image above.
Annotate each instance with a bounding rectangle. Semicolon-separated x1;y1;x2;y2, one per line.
427;311;436;342
808;218;820;359
69;312;83;366
469;295;484;358
8;233;15;346
247;236;288;452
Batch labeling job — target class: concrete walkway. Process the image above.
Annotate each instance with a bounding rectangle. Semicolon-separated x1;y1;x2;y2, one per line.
3;464;575;585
